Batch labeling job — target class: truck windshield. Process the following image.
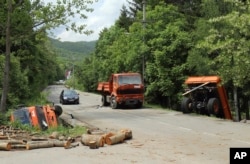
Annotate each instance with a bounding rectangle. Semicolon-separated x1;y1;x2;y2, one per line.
118;75;142;85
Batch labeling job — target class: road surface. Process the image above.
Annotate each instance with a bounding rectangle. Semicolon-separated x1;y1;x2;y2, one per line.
1;85;250;164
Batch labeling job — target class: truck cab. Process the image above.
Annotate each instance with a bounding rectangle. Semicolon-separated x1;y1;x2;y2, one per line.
97;73;144;109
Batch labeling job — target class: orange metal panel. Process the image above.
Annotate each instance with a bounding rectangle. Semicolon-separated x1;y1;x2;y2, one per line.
217;85;232;120
43;105;58;128
28;106;40;128
185;76;221;84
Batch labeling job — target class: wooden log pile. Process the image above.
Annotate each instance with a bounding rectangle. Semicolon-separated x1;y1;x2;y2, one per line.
81;128;133;149
0;125;78;151
0;125;133;151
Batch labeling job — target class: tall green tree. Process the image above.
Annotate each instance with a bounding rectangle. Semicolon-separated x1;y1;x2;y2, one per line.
0;0;96;112
144;2;190;107
196;0;250;120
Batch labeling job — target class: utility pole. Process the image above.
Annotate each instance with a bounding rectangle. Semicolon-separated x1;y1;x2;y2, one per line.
142;0;146;83
73;63;75;89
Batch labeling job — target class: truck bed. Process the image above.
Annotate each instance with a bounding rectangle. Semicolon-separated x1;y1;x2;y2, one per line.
97;82;110;93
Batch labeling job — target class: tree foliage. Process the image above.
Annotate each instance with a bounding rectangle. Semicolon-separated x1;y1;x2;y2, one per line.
75;0;250;120
2;0;250;120
0;0;96;112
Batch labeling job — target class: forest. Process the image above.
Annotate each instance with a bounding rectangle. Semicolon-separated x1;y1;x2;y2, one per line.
1;0;250;122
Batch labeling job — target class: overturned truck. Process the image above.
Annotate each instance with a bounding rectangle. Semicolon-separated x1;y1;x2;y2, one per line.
181;76;232;120
11;104;63;130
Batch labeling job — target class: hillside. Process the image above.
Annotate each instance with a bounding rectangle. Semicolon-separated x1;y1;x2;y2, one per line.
50;38;96;61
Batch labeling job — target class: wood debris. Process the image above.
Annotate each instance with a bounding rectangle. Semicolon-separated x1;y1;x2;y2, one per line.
0;125;133;151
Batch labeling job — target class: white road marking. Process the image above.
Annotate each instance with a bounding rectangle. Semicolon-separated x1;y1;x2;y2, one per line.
203;132;217;137
179;127;192;131
235;139;250;145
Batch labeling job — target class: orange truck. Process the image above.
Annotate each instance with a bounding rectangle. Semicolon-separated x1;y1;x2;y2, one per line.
97;72;144;109
11;105;63;130
181;76;232;120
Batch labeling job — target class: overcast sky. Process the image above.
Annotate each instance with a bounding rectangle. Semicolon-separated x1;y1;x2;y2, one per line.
49;0;129;42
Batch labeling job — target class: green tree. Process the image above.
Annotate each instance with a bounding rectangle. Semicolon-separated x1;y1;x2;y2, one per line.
196;0;250;121
144;3;190;108
0;0;96;112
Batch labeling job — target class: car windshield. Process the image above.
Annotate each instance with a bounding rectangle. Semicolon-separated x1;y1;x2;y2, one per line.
118;75;142;85
64;90;77;96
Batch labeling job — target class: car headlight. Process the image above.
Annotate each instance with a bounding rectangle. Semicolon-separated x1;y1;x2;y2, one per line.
63;96;68;100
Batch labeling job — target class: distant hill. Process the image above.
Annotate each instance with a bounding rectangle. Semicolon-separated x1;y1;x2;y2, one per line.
49;38;96;61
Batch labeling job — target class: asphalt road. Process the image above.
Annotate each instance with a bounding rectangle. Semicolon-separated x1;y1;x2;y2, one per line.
1;85;250;164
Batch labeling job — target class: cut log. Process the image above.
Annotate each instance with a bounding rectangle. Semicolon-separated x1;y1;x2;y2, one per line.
26;140;70;150
102;132;115;144
0;136;8;140
106;132;125;145
87;128;105;135
58;136;65;141
1;139;25;145
119;129;133;140
89;141;97;149
11;144;26;149
26;141;54;150
31;136;48;141
81;134;105;147
0;142;11;151
53;140;71;148
65;142;79;149
49;132;59;139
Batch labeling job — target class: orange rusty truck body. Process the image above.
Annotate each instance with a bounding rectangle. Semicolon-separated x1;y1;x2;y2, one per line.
181;76;232;120
11;105;63;130
97;73;144;109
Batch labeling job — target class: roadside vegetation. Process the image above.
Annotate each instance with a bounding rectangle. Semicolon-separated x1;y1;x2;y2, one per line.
1;0;250;125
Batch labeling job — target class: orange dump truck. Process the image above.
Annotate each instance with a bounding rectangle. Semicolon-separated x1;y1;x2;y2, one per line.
97;73;144;109
181;76;232;120
11;105;63;130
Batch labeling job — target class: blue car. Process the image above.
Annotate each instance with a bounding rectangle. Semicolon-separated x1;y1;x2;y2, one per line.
60;89;79;104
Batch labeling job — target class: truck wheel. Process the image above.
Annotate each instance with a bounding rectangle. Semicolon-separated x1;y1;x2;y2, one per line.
101;95;109;106
54;105;63;116
110;96;118;109
136;102;143;109
207;98;220;116
181;97;192;113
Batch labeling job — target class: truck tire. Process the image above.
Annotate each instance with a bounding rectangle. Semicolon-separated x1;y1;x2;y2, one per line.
54;105;63;116
102;95;109;106
181;97;192;113
136;102;143;109
110;96;118;109
207;98;220;116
